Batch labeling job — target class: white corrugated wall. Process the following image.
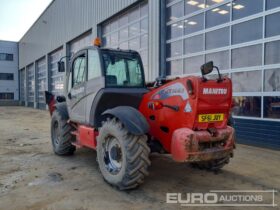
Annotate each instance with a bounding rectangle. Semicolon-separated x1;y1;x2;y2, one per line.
19;0;160;81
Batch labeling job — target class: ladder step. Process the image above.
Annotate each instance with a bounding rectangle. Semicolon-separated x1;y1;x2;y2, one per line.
71;142;82;148
71;131;78;136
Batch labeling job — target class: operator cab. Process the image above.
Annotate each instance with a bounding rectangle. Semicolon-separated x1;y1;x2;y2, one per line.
101;48;145;88
58;46;148;126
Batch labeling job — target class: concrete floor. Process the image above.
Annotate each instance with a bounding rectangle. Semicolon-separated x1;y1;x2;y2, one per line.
0;106;279;210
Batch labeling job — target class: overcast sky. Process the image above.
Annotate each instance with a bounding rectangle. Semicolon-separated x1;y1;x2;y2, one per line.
0;0;52;41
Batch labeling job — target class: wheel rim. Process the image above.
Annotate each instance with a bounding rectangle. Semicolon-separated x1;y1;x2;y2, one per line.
52;121;60;145
103;136;123;175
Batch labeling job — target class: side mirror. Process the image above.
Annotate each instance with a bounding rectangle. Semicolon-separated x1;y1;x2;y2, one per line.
57;61;65;72
200;61;213;76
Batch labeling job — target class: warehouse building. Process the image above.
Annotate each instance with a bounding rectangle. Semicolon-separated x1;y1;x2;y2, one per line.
0;40;18;105
18;0;280;149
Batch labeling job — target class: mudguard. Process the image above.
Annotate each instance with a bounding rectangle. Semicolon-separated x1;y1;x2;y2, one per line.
54;102;69;120
45;91;67;117
45;91;55;116
102;106;149;135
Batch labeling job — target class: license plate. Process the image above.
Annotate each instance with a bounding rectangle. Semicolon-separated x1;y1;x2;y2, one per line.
198;113;224;123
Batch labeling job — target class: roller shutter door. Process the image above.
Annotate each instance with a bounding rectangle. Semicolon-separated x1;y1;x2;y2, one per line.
20;69;26;104
50;48;64;95
69;32;92;55
36;57;47;109
101;1;149;77
27;64;35;107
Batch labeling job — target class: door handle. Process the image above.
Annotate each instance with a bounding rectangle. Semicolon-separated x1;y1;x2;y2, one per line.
68;92;72;99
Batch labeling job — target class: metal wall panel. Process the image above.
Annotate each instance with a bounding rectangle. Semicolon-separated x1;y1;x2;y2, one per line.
19;0;139;68
50;48;64;95
36;57;47;108
19;0;160;82
27;64;35;107
234;118;280;150
148;0;160;80
20;69;26;102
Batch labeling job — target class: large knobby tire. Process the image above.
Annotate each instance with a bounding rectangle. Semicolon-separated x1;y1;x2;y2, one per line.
51;110;76;155
97;118;151;190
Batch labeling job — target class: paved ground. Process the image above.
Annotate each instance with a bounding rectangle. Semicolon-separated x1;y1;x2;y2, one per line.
0;106;279;210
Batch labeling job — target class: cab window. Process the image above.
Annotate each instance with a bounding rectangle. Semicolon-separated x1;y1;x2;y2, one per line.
88;50;101;80
72;54;86;87
102;52;144;87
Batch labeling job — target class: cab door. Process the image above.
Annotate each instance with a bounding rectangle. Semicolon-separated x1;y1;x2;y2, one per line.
67;50;87;123
85;49;105;124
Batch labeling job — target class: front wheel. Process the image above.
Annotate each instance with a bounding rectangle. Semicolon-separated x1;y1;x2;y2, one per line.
97;118;151;190
51;110;76;155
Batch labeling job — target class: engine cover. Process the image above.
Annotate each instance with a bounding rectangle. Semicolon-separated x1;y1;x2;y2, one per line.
139;76;233;153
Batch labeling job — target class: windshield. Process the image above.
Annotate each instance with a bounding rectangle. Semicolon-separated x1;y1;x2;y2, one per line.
101;51;145;87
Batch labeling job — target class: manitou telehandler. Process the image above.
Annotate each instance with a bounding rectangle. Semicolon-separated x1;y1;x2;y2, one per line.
45;38;235;190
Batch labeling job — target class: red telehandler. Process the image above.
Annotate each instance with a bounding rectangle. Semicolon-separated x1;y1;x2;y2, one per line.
45;39;235;190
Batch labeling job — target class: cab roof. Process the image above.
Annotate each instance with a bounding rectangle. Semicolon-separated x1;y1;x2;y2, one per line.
78;46;140;55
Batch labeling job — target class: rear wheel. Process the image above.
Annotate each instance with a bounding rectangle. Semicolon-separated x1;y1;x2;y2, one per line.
51;110;76;155
97;118;150;190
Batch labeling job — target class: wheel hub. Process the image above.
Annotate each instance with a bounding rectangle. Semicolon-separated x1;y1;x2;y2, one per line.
53;121;60;145
103;136;123;174
110;145;122;162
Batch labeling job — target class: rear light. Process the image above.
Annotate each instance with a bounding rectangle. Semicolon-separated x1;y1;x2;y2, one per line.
186;79;194;95
148;101;163;110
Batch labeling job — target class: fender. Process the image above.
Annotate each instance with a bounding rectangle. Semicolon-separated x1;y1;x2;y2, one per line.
102;106;149;135
45;91;55;116
54;102;69;120
45;91;67;117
